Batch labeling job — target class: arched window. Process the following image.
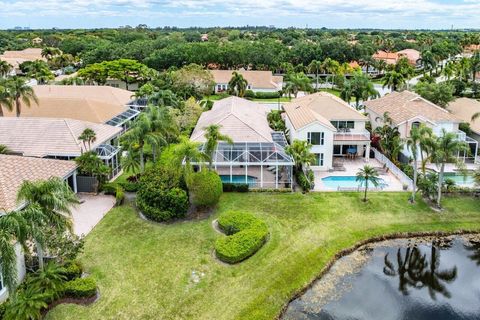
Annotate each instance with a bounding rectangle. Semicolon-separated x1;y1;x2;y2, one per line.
412;121;421;129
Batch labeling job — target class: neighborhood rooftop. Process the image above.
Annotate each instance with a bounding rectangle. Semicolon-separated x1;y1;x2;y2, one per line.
0;155;77;213
282;92;367;130
0;117;122;158
448;98;480;135
2;85;138;125
190;96;274;143
363;90;461;125
0;48;45;69
210;70;283;89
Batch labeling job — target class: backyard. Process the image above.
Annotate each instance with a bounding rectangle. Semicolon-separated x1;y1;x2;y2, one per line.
46;192;480;320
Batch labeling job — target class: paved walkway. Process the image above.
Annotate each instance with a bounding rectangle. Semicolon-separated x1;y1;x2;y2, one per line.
71;194;116;236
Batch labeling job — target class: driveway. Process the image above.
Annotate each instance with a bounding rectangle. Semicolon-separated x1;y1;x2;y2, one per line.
71;194;116;236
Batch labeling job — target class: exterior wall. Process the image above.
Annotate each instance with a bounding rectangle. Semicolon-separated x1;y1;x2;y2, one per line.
105;79;139;91
289;122;335;171
214;83;280;93
0;243;26;303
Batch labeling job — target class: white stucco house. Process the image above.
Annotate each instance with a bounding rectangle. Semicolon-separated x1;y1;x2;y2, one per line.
364;91;479;164
210;70;283;94
283;92;371;171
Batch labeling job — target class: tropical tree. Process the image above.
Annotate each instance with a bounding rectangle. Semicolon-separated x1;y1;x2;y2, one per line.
471;52;480;82
430;129;468;208
285;139;315;172
3;285;49;320
308;59;322;90
382;70;406;92
420;50;437;76
7;76;39;117
17;177;79;270
442;61;456;81
474;168;480;187
204;124;233;169
284;72;312;98
341;72;379;109
0;79;13;116
228;71;248;97
406;127;422;202
0;60;12;77
78;128;96;151
356;165;380;202
0;144;10;154
121;148;141;177
172;136;209;182
41;47;61;60
21;60;54;84
418;124;435;174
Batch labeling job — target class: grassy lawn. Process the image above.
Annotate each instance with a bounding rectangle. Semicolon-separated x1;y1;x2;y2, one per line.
46;193;480;320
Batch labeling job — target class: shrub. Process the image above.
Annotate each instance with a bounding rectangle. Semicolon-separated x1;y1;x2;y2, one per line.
63;260;83;281
101;182;117;195
222;183;249;192
137;187;189;222
119;181;140;192
296;169;314;192
63;277;97;298
255;91;280;99
189;170;223;208
0;302;6;319
244;90;255;98
215;211;269;263
115;186;125;206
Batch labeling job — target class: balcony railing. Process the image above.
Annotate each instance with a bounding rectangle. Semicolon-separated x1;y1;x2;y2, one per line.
334;130;371;141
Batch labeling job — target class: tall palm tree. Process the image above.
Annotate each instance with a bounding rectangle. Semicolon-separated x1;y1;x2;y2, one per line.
78;128;96;151
0;79;13;117
471;52;480;82
173;136;209;183
341;72;379;109
308;60;322;91
40;47;61;60
420;50;437;76
285;140;315;172
382;71;406;92
284;72;313;98
17;177;79;270
204;124;233;169
228;72;248;97
406;127;422;202
7;77;38;117
430;129;468;208
0;60;12;77
356;165;380;202
146;105;177;161
121;148;141;177
442;61;456;81
418;125;434;174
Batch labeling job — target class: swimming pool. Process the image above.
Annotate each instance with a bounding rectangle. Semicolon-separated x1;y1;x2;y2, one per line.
321;176;388;190
443;172;475;186
220;175;257;187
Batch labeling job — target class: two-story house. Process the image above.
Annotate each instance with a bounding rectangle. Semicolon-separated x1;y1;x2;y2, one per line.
283;92;371;171
364;91;478;164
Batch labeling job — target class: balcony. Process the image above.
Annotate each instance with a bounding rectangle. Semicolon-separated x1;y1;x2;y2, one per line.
334;130;370;142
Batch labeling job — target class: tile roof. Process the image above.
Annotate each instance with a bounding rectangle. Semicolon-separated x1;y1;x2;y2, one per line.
448;98;480;135
372;50;400;65
0;48;45;69
283;92;367;130
190;96;273;143
0;117;121;158
397;49;421;65
210;70;283;89
2;85;133;123
364;91;461;125
0;155;77;213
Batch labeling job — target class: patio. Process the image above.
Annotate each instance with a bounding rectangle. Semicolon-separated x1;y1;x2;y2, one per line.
71;194;116;236
313;158;405;191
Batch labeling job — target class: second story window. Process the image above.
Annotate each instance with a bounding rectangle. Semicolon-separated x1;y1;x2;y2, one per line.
331;121;355;131
307;132;324;145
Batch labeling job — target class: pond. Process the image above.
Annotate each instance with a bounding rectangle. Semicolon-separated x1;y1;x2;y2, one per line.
283;235;480;320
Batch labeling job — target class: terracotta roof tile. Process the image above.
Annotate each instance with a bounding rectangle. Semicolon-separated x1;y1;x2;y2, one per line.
210;70;283;89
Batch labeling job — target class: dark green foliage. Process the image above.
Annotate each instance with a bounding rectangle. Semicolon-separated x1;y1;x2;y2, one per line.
222;183;249;192
63;277;97;298
254;91;280;99
215;211;269;264
101;183;117;195
63;260;83;281
243;90;255;98
118;181;140;192
267;110;286;132
189;170;223;208
115;186;125;206
296;169;315;192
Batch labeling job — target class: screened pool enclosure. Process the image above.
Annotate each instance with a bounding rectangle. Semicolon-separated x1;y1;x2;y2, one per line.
193;141;294;189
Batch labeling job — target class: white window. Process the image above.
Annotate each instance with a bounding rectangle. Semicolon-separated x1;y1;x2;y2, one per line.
313;153;324;166
307;132;324;145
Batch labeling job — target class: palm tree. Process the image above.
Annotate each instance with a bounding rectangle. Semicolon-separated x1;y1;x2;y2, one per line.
284;72;313;98
3;285;50;320
0;60;12;77
0;144;10;154
420;50;437;76
285;140;315;172
41;47;61;60
418;125;434;175
341;72;379;109
356;165;380;202
172;136;209;183
121;148;141;177
146;105;177;161
442;61;456;81
7;77;38;117
382;70;406;92
204;124;233;169
17;177;79;270
474;168;480;187
78;128;96;151
228;72;248;97
308;60;322;91
0;79;13;117
430;129;469;208
471;52;480;82
406;127;422;202
321;58;340;85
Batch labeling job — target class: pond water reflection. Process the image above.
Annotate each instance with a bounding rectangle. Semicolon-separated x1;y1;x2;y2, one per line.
283;236;480;320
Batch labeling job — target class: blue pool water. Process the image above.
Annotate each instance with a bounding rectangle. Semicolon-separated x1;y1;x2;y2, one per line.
322;175;387;189
443;173;475;186
220;175;257;186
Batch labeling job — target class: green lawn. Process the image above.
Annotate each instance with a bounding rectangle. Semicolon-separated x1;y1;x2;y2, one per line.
47;193;480;320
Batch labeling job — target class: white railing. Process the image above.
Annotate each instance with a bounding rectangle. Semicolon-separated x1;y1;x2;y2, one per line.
334;131;371;141
371;147;413;190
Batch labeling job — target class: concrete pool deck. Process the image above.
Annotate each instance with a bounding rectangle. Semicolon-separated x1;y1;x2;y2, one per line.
313;158;405;192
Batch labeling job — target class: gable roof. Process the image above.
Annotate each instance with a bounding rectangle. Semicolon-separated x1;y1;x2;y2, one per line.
448;98;480;135
2;85;133;123
372;50;399;64
397;49;421;64
0;48;45;69
364;91;460;125
0;155;77;213
190;96;273;143
0;117;121;158
283;92;366;130
210;70;283;89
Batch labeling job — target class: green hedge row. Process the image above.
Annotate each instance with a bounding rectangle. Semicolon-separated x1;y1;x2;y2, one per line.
214;211;269;264
63;277;97;298
222;183;249;192
244;90;281;99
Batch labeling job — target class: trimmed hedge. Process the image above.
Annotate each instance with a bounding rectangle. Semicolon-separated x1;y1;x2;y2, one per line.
63;277;97;298
254;91;281;99
189;170;223;208
215;211;269;264
222;183;249;192
63;260;83;281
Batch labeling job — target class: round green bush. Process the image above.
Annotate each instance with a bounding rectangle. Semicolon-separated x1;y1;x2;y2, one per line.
189;170;223;208
63;277;97;298
214;211;269;264
63;260;83;281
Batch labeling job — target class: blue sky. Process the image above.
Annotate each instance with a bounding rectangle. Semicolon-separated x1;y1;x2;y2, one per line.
0;0;478;30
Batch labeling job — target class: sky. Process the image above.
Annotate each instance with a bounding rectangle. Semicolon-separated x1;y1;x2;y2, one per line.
0;0;479;30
